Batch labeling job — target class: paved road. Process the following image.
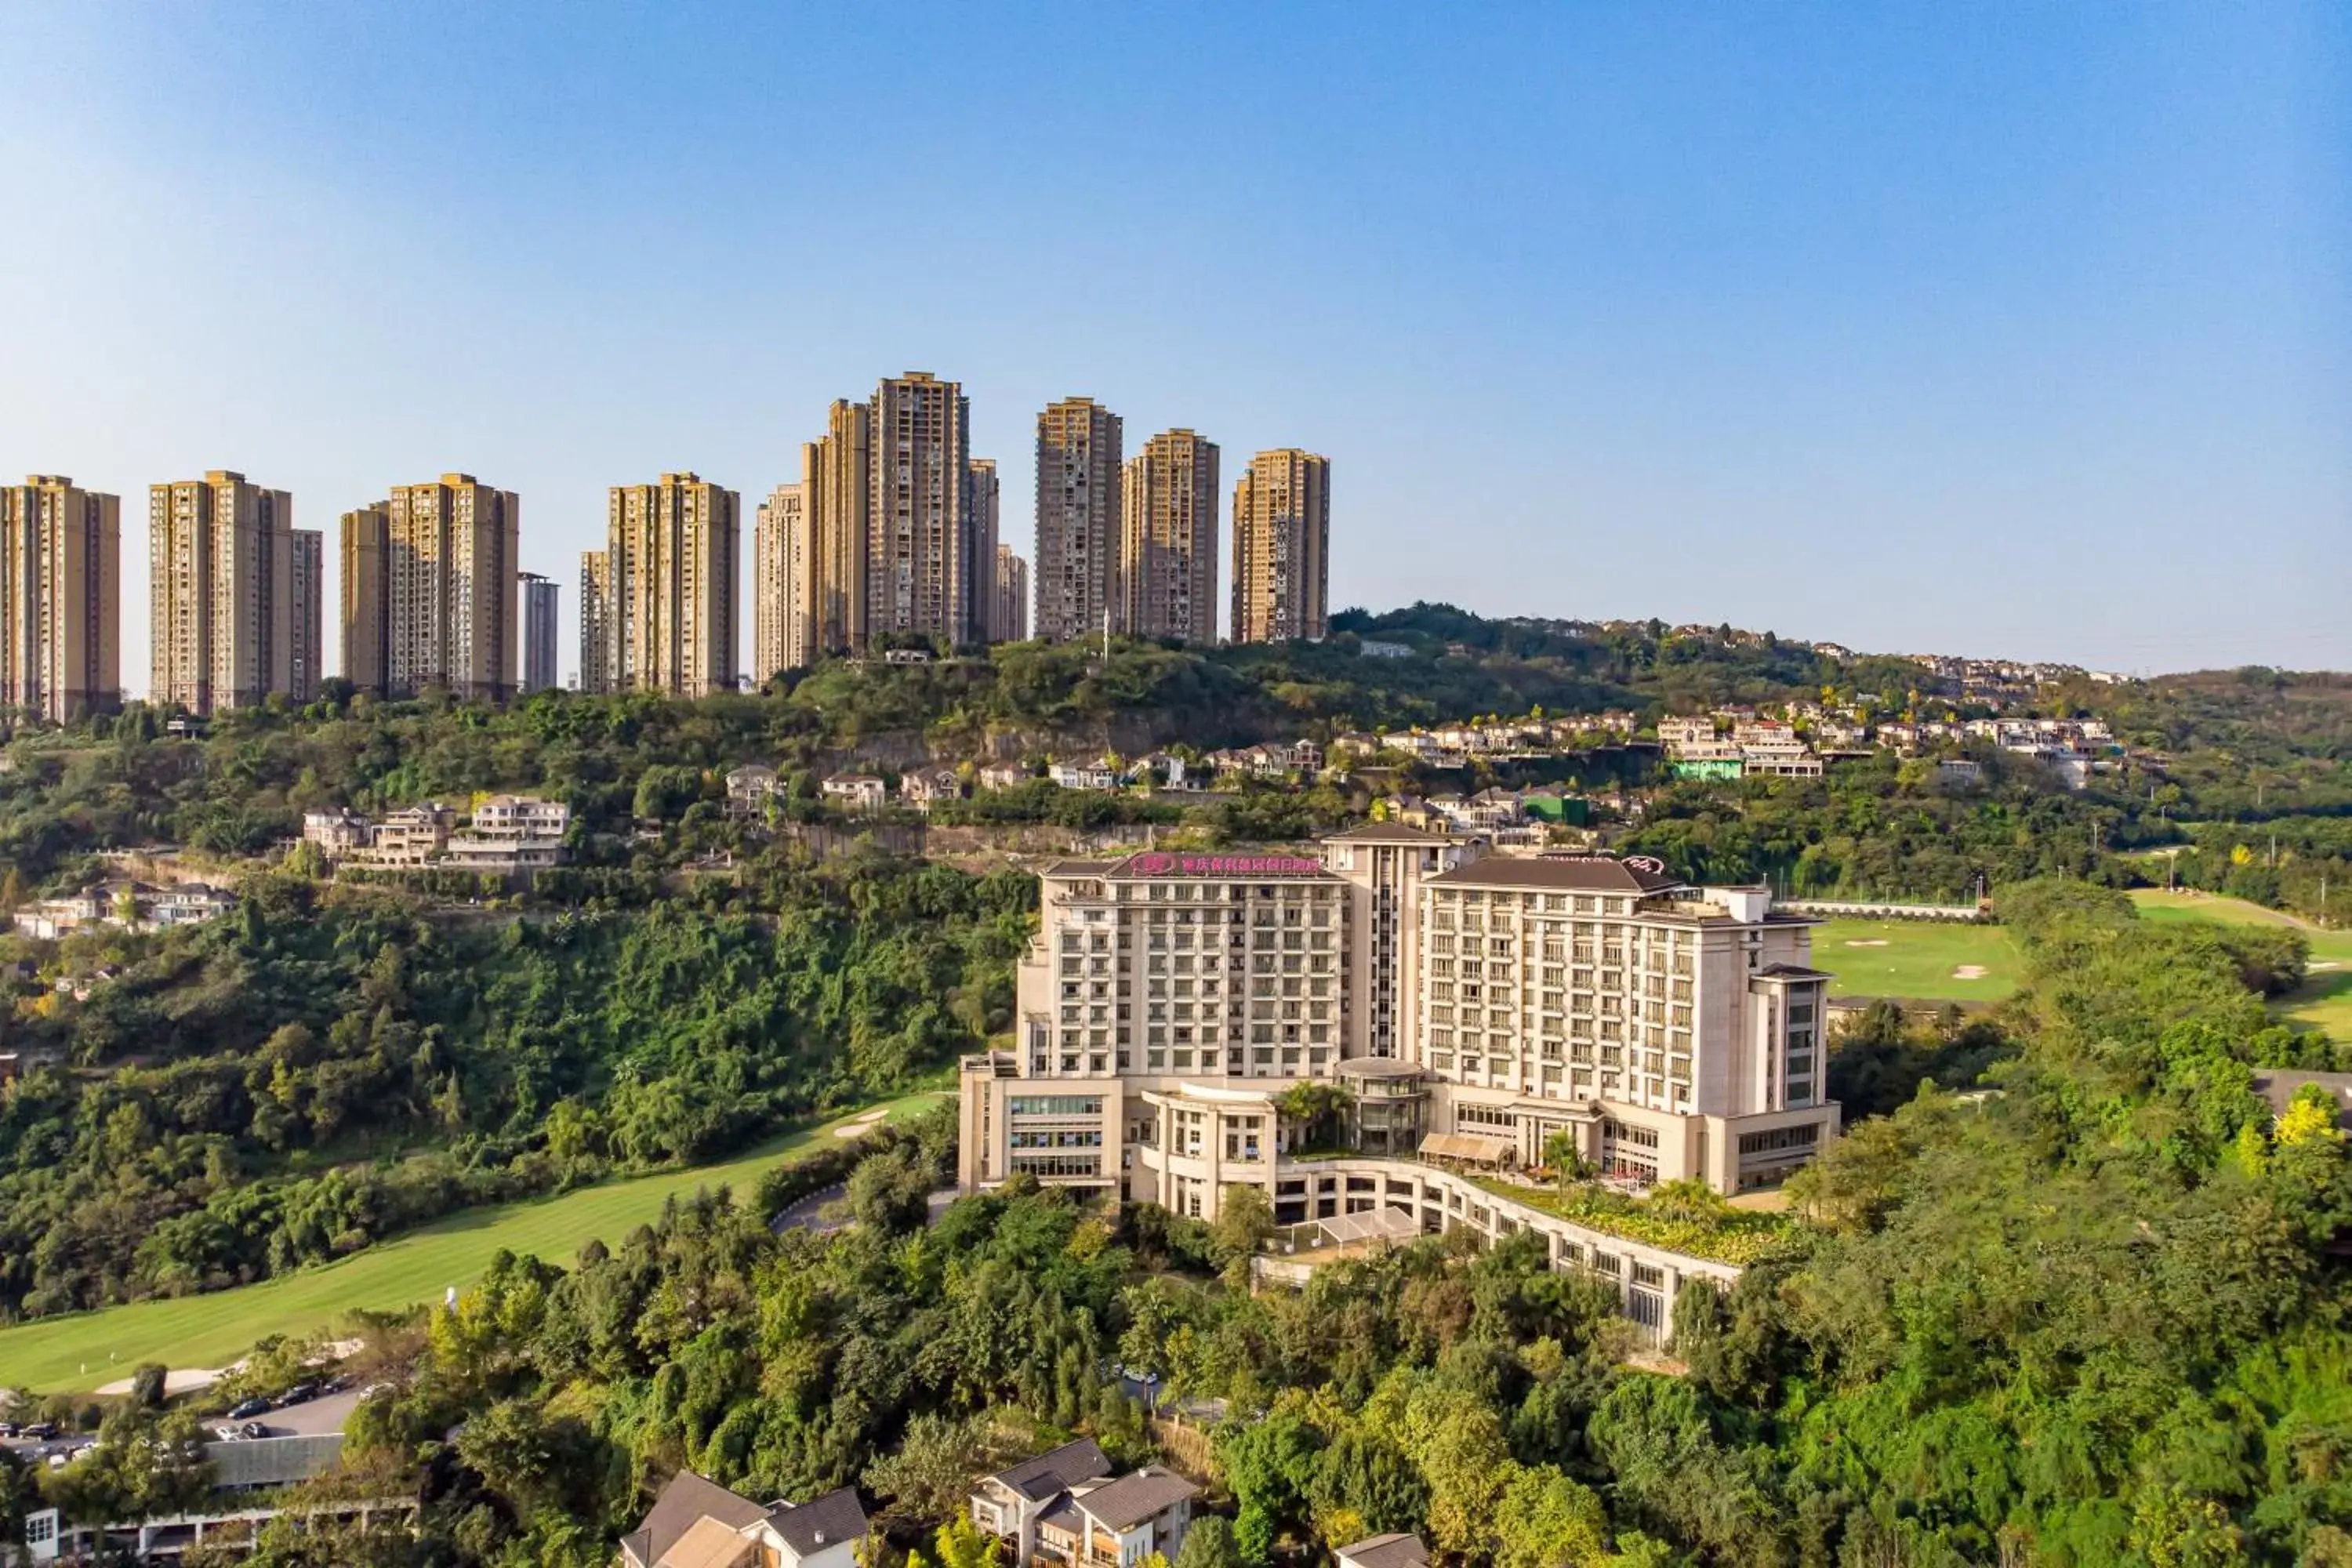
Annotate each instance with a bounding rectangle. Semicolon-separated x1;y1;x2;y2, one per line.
250;1387;363;1438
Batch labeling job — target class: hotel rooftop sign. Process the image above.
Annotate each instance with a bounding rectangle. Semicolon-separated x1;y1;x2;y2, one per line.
1120;851;1325;877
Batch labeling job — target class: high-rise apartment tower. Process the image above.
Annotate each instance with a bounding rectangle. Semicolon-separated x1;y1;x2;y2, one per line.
288;528;324;702
802;399;872;656
0;476;120;722
1230;450;1329;643
339;505;390;692
1120;430;1220;644
753;482;812;680
148;470;307;713
519;573;559;694
967;457;1000;641
598;474;739;697
578;551;615;694
993;546;1029;643
867;372;973;647
1034;398;1123;641
340;475;518;699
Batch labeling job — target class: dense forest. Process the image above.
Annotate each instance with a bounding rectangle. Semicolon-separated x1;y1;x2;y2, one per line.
0;604;1950;886
16;878;2339;1567
0;851;1030;1320
0;606;2344;1324
0;604;2342;915
0;601;2346;1561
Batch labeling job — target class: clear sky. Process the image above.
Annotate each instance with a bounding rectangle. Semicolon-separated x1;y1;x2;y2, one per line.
3;2;2345;689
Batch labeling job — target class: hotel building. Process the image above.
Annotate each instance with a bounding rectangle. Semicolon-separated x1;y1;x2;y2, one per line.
958;829;1837;1225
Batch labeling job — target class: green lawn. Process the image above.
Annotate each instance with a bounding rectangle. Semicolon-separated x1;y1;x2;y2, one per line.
2129;889;2352;1038
1812;919;2020;1003
0;1092;949;1394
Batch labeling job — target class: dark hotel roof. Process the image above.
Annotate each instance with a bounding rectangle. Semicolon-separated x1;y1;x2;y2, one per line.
1425;854;1682;894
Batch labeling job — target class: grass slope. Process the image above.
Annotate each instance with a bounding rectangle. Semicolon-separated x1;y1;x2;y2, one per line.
1813;919;2020;1003
0;1093;948;1393
2129;889;2352;1037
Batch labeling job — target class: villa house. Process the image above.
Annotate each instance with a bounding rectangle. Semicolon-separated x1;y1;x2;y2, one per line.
1032;1467;1198;1568
822;774;888;814
617;1472;868;1568
1049;759;1120;792
1337;1536;1430;1568
900;767;966;811
726;764;782;816
968;1439;1112;1565
969;1443;1196;1568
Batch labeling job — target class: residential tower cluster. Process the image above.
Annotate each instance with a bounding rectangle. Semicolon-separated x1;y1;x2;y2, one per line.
0;377;1330;717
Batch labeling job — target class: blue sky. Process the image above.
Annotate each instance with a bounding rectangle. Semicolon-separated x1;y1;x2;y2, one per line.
2;2;2345;686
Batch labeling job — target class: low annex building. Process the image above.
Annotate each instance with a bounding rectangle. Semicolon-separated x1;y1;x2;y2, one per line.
957;829;1841;1294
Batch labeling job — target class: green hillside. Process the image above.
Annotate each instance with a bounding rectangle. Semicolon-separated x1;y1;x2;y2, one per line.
0;1094;944;1392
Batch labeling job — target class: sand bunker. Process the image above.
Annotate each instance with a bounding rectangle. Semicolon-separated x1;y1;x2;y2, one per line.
1951;965;1989;980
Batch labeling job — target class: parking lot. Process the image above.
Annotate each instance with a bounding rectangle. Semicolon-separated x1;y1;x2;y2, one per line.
1;1383;366;1470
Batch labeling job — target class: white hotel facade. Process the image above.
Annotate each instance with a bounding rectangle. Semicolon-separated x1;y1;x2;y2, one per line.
957;825;1839;1232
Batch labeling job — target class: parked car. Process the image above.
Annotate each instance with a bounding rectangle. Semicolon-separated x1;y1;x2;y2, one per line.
0;1421;19;1438
239;1420;269;1439
274;1382;319;1408
227;1397;270;1420
213;1424;242;1442
20;1421;57;1440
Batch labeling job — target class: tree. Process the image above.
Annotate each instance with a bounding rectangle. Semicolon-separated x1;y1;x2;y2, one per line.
0;1446;29;1559
865;1416;993;1526
1174;1516;1242;1568
848;1144;937;1233
46;1406;213;1526
128;1363;168;1411
1541;1129;1588;1192
1312;1428;1428;1538
933;1509;1001;1568
1493;1465;1608;1568
1221;1410;1324;1564
1210;1185;1276;1284
1276;1082;1351;1149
